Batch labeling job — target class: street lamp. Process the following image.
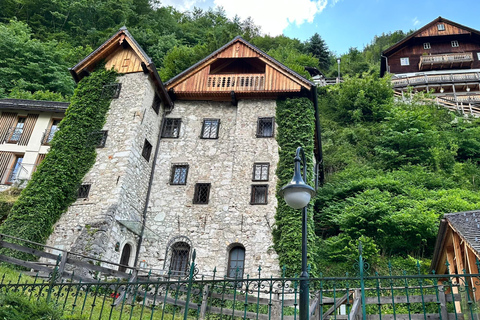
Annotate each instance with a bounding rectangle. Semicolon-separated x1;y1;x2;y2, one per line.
337;58;341;83
278;147;316;320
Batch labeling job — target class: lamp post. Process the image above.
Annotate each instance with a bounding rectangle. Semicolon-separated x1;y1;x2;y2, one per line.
337;58;341;83
278;147;316;320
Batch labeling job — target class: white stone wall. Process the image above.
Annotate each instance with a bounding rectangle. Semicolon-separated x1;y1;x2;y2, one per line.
142;100;280;277
46;72;163;267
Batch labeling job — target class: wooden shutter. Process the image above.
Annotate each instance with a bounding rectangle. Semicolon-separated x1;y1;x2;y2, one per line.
0;152;14;183
18;114;39;146
0;113;17;143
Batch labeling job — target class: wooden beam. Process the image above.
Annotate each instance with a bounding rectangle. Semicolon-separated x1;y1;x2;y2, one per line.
446;245;462;313
465;244;480;301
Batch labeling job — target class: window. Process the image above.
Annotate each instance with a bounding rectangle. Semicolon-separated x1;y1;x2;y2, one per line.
161;118;181;138
170;164;189;185
228;246;245;278
437;24;445;31
102;83;121;98
96;130;108;148
201;119;220;139
77;184;91;198
43;119;61;144
193;183;211;204
256;117;274;137
169;242;190;276
252;163;269;181
251;185;268;204
423;42;431;49
6;155;23;184
400;58;410;66
8;117;26;143
477;52;480;60
152;94;161;115
451;40;459;48
142;139;152;162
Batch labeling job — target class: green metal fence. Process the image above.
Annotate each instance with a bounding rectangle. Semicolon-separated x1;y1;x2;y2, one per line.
0;250;479;320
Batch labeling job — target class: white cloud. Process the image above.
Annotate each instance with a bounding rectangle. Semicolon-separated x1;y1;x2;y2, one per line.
412;17;420;26
160;0;334;36
214;0;328;35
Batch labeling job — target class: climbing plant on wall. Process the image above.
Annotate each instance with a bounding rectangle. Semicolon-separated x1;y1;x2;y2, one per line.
274;97;318;276
0;68;117;260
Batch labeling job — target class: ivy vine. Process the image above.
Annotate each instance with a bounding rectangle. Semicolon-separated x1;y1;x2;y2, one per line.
274;97;318;276
0;68;117;260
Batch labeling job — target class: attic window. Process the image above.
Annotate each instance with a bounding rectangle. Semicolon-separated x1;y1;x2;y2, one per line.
451;40;459;48
437;24;445;31
423;42;431;50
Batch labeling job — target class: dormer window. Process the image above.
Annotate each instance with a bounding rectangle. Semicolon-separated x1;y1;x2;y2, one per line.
423;42;431;50
437;24;445;31
451;40;459;48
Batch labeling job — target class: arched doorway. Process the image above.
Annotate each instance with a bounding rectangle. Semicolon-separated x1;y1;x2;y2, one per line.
118;243;131;272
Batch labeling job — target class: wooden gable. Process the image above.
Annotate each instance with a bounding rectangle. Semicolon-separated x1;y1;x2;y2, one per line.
166;37;313;100
416;21;470;38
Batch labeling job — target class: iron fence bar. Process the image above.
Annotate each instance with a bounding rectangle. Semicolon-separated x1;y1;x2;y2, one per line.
445;260;458;320
118;281;130;319
333;282;337;320
432;273;442;320
244;275;250;320
281;267;287;320
161;272;172;320
319;275;324;320
403;271;412;320
345;274;351;320
359;243;367;320
80;283;92;317
375;272;383;320
294;276;299;320
61;272;74;311
268;276;273;320
127;282;140;320
388;263;397;320
97;285;109;320
171;274;183;320
139;270;152;319
46;254;61;303
89;279;101;320
149;279;161;320
462;269;475;320
416;261;427;320
184;250;196;320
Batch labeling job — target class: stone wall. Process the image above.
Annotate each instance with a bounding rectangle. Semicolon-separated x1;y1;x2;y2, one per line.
46;72;163;269
142;99;280;277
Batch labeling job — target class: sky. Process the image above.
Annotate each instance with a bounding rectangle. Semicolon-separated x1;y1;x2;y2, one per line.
160;0;480;55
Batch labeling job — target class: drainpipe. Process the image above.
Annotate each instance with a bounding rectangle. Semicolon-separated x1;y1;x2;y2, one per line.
133;110;168;269
311;86;324;186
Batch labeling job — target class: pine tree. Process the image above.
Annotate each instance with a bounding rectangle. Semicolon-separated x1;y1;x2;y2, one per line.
305;33;331;72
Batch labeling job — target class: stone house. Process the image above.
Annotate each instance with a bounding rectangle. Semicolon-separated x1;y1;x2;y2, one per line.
12;28;321;278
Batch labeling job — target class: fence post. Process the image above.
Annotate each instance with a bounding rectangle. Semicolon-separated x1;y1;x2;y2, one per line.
184;249;196;320
358;242;367;320
199;284;209;320
46;254;61;303
57;251;68;279
438;285;449;320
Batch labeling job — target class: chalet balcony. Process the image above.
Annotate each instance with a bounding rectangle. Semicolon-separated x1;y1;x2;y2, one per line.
391;71;480;88
206;74;265;91
419;53;473;70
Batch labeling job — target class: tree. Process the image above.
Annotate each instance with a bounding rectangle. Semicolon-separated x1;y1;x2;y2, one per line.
305;33;331;71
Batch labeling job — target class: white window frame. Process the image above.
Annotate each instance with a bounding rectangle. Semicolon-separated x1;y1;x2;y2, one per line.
477;52;480;60
423;42;431;50
451;40;459;48
437;24;445;31
400;57;410;66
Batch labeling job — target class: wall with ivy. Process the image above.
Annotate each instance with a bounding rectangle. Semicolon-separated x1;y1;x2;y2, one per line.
274;97;318;276
0;68;117;259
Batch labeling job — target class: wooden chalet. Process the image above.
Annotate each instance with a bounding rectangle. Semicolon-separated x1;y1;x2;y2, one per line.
381;17;480;115
70;27;172;109
165;36;316;102
431;211;480;302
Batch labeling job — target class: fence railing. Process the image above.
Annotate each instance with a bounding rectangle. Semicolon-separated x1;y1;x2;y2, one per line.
0;235;479;319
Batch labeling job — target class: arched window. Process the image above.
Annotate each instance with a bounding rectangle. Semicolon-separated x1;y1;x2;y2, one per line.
228;246;245;278
118;243;131;273
169;242;190;276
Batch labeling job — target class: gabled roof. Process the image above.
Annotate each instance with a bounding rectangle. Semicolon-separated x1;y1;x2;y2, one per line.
165;36;315;96
382;17;480;57
70;27;173;109
431;210;480;272
0;99;69;113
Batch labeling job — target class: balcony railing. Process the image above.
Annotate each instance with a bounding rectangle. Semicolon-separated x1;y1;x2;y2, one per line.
206;74;265;91
419;52;473;70
41;127;59;145
392;71;480;88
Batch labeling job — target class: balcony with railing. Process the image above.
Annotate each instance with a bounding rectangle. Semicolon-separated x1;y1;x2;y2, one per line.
419;52;473;70
391;71;480;88
206;74;265;91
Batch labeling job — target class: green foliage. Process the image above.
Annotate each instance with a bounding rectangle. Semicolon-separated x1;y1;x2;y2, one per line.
0;291;63;320
268;45;318;79
0;68;116;259
305;33;331;72
159;44;209;81
0;20;75;97
274;97;317;276
0;188;20;224
8;88;69;102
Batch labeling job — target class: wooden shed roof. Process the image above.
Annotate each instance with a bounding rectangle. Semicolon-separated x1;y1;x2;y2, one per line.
431;210;480;272
70;27;173;109
165;36;315;98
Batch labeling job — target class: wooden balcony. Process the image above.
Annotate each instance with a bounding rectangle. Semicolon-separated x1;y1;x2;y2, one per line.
206;74;265;91
392;71;480;88
419;53;473;70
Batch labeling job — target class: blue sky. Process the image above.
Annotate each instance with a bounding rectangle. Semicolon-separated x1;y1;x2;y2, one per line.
161;0;480;55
